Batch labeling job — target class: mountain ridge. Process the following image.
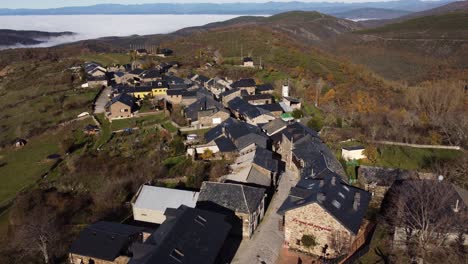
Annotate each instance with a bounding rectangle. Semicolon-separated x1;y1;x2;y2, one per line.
0;0;456;16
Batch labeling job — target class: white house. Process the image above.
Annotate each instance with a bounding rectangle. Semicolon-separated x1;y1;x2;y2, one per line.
342;146;367;161
131;185;199;224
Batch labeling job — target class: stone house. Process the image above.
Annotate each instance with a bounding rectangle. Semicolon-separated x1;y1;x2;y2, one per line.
165;89;197;106
197;182;266;238
69;222;146;264
256;83;275;94
88;76;108;88
139;69;162;83
106;93;136;120
221;88;242;106
231;78;256;95
184;96;230;129
242;94;274;105
88;66;107;77
128;205;231;264
278;176;371;259
257;103;284;118
283;96;302;110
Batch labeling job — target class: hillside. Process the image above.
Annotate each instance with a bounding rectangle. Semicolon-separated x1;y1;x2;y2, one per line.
357;11;468;39
363;1;468;28
332;8;411;20
0;29;74;46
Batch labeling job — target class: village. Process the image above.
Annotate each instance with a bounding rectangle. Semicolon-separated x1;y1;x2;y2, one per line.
66;47;467;264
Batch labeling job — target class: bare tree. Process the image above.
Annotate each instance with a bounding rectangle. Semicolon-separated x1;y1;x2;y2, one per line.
14;207;58;264
315;77;324;107
329;230;351;257
384;180;467;260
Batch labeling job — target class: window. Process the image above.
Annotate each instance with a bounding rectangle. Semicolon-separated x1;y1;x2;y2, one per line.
170;249;184;263
338;192;345;199
195;215;207;226
296;239;301;245
332;200;341;209
343;185;350;192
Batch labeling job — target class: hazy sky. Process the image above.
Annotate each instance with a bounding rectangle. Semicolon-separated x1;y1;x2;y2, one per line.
0;0;422;9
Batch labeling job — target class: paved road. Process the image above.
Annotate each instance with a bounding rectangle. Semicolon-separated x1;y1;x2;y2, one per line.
94;86;112;114
231;169;297;264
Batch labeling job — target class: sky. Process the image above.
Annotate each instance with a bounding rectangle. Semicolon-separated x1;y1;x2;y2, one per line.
0;0;422;9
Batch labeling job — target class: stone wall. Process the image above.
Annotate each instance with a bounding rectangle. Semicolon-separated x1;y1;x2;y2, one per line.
69;254;130;264
284;203;355;258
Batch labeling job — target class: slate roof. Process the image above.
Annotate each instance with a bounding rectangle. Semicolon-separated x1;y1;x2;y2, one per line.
185;96;224;122
166;89;197;97
197;182;265;214
115;85;153;94
88;76;107;81
343;146;365;151
130;205;230;264
224;165;271;187
261;118;287;136
257;103;283;113
130;69;145;75
231;78;256;88
133;185;199;212
235;133;269;151
220;88;240;98
256;84;274;92
282;122;319;142
164;75;186;85
284;96;300;103
278;176;371;235
140;69;161;79
197;75;210;83
70;221;145;261
243;57;253;62
108;93;135;108
214;136;237;152
242;94;273;102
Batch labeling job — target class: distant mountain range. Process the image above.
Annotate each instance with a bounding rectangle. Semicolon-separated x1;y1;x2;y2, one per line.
0;0;457;16
331;8;411;20
0;30;74;46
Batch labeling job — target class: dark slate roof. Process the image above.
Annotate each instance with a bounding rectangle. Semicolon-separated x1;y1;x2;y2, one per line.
109;93;136;107
114;72;125;77
257;103;283;113
214;136;237;152
140;69;161;79
284;96;300;103
169;83;188;90
164;75;186;85
243;57;253;62
185;96;224;122
235;133;268;151
197;75;210;83
115;85;153;94
357;165;418;186
242;94;273;102
231;78;256;88
130;69;145;75
261;118;287;136
148;81;169;88
282;122;319;142
256;84;274;92
197;182;265;214
220;88;240;98
130;205;230;264
88;76;107;81
253;147;279;172
278;176;371;235
70;221;144;261
166;89;197;97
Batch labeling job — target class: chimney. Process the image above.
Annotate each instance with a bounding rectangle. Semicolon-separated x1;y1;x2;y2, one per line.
454;199;460;213
353;192;361;211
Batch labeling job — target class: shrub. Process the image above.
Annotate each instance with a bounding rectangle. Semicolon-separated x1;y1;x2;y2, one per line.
301;234;317;248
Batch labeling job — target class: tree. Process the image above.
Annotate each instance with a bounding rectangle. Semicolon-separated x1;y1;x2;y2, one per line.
201;149;214;160
301;234;317;248
364;145;378;164
13;207;58;264
315;78;324;107
383;180;467;261
291;109;304;119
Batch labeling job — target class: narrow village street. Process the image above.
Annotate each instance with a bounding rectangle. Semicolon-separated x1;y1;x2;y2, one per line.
94;86;112;114
232;169;297;264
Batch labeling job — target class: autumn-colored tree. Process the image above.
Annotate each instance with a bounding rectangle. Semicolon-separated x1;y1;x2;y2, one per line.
364;145;378;164
201;149;214;160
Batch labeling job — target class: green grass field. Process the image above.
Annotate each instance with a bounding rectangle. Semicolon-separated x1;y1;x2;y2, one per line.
110;114;166;131
361;145;462;171
0;132;61;205
79;53;131;66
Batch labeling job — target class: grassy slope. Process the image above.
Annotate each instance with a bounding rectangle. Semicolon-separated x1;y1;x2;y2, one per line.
357;12;468;39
